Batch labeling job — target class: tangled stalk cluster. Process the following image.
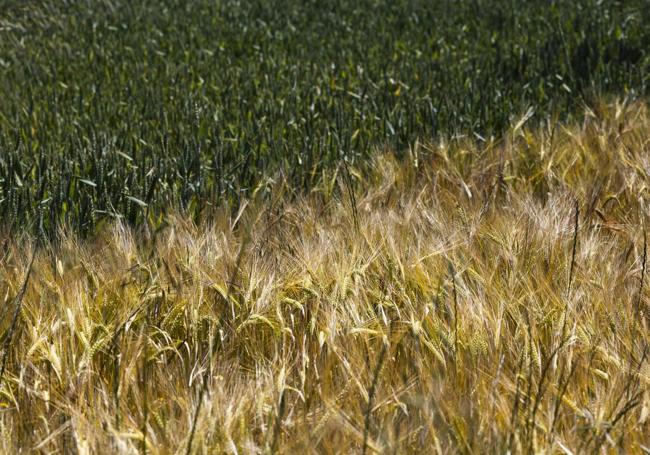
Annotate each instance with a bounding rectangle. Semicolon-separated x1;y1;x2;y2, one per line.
0;99;649;452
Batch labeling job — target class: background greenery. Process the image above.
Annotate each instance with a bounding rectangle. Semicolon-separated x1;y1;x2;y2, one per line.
1;0;648;236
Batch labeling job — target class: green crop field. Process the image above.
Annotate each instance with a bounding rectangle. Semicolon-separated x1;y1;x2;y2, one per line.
1;0;648;236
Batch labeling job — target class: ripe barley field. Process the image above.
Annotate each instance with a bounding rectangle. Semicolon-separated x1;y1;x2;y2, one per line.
2;1;650;452
1;100;649;453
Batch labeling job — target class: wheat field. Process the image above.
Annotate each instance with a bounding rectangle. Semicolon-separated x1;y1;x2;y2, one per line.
1;99;649;453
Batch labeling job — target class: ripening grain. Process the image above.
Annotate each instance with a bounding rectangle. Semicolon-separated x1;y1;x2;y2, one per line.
0;100;649;453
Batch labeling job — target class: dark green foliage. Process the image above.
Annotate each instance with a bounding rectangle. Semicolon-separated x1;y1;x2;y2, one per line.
0;0;648;236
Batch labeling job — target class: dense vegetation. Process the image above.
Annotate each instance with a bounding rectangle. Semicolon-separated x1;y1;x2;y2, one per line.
1;0;649;236
1;101;649;452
